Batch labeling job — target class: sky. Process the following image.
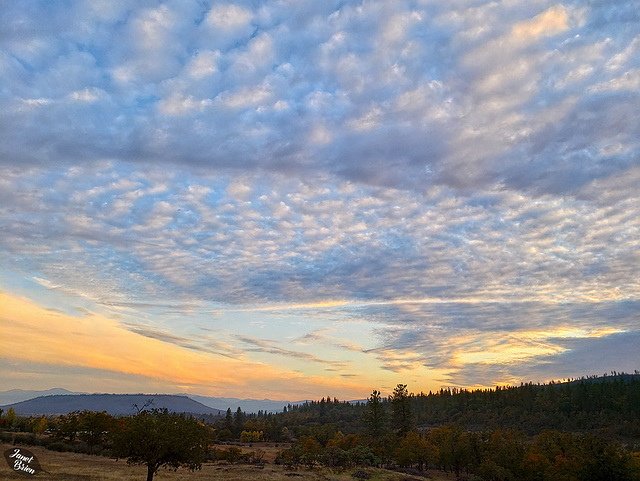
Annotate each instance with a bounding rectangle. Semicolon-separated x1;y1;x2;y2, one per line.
0;0;639;401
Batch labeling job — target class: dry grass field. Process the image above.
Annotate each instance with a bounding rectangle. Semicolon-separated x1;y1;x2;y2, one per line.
1;443;458;481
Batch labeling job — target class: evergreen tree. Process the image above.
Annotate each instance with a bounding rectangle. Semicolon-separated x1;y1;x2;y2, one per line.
390;384;413;436
224;408;233;432
363;389;386;437
234;407;244;436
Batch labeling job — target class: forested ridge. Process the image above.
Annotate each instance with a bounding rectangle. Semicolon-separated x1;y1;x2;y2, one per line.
266;372;640;441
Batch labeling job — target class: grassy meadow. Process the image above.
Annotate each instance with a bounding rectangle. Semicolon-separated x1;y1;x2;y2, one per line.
1;443;457;481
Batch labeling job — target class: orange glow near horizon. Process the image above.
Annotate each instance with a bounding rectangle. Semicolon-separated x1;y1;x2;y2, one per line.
1;289;633;399
0;291;370;399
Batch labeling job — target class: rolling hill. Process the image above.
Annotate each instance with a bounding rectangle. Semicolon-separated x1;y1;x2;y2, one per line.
0;393;224;416
0;389;304;414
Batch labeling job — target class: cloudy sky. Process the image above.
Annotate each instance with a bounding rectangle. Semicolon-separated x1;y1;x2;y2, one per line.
1;0;639;401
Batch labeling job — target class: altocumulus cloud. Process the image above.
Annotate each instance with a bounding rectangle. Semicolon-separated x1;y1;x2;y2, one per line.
0;0;639;396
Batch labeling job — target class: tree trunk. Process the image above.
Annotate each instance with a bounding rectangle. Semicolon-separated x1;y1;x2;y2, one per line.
146;464;155;481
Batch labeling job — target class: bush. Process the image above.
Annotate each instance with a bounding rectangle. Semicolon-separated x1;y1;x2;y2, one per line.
72;441;90;454
351;470;371;479
348;445;380;467
37;436;54;448
98;447;112;458
48;441;71;452
216;446;245;464
13;434;37;446
249;448;266;464
276;445;303;467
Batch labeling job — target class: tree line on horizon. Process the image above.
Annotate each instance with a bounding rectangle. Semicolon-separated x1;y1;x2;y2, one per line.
273;381;640;479
1;373;640;480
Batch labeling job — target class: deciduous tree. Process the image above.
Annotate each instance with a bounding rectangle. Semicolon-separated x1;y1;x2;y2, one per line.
51;411;80;442
78;410;113;452
30;415;48;435
111;408;208;481
6;407;17;428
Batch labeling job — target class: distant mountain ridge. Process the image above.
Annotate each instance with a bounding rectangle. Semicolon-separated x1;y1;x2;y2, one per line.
0;389;304;415
0;388;81;405
0;393;223;416
180;394;307;414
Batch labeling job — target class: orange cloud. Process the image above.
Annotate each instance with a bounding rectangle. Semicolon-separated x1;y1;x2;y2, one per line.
512;5;569;39
452;327;625;368
0;292;369;399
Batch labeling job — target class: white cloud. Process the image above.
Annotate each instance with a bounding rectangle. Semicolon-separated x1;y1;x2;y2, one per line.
187;50;220;79
206;4;253;30
382;11;422;44
159;93;212;116
21;98;52;107
226;179;253;200
135;5;176;50
232;32;274;74
309;124;333;145
588;69;640;93
348;106;382;132
606;35;640;71
221;85;272;109
69;88;105;103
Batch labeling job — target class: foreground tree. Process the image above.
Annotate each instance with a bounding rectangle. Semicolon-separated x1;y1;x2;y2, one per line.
111;408;208;481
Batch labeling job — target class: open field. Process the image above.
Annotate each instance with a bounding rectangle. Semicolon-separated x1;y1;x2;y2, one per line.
1;443;458;481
